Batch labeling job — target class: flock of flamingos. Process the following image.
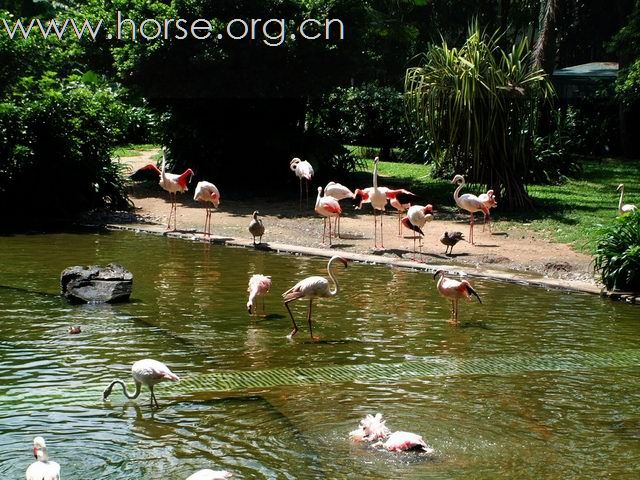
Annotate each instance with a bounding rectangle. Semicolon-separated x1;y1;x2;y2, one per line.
25;154;636;479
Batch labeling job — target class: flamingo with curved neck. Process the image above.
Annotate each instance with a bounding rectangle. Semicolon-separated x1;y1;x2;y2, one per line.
103;359;179;408
451;175;490;245
617;184;637;215
281;255;349;339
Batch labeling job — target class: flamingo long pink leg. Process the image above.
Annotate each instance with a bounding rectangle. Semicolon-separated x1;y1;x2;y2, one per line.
307;299;315;339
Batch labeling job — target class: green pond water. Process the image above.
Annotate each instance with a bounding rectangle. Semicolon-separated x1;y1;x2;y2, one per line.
1;230;639;479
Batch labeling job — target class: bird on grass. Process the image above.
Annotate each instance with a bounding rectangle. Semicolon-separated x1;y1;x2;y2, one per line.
193;181;220;237
103;359;179;409
433;270;482;324
132;151;194;231
290;157;314;210
247;274;272;316
440;231;465;255
315;187;342;246
282;255;349;339
350;413;434;454
185;469;232;480
452;174;490;245
26;436;60;480
617;184;637;215
248;211;265;245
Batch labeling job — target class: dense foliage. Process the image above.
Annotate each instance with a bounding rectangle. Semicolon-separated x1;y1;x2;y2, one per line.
594;210;640;292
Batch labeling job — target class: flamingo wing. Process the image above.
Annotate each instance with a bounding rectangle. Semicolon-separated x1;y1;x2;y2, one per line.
282;276;329;301
383;431;434;453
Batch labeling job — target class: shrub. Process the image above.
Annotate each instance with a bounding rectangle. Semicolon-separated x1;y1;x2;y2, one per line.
594;210;640;292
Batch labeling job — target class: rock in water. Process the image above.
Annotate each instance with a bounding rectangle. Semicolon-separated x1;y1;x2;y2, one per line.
61;263;133;304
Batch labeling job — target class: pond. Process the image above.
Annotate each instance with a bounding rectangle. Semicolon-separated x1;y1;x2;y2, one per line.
1;230;639;479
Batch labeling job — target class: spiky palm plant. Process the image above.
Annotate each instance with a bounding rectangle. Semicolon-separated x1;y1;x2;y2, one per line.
594;210;640;292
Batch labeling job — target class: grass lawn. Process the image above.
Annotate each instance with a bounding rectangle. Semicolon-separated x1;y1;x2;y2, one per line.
358;157;640;253
113;144;159;158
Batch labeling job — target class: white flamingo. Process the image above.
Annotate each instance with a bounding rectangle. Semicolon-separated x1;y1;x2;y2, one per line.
401;204;434;258
26;436;60;480
193;181;220;237
282;255;349;339
452;174;490;245
325;181;355;237
248;211;265;244
478;189;497;232
369;157;388;248
103;359;179;408
385;188;416;235
290;157;314;209
434;270;482;324
186;469;232;480
617;184;637;215
315;187;342;245
133;151;194;230
247;274;272;316
350;413;434;453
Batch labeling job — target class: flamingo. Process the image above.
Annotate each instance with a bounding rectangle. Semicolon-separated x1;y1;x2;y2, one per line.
451;174;490;245
248;210;265;244
440;231;465;255
193;181;220;237
385;189;416;235
26;436;60;480
350;413;434;454
282;255;349;339
247;274;272;316
617;184;637;215
369;157;389;248
315;187;342;245
478;189;497;232
290;157;314;209
433;270;482;324
186;469;232;480
325;181;355;237
103;359;179;408
133;152;194;230
401;204;433;258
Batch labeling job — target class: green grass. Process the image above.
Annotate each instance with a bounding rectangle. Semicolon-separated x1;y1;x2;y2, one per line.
113;144;159;158
357;157;640;253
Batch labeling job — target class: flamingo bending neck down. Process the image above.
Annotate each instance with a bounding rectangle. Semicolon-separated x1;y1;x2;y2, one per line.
247;274;272;316
433;270;481;324
369;157;389;248
402;204;434;259
282;255;349;339
290;157;314;210
452;174;490;245
350;413;434;454
315;187;342;245
193;181;220;237
26;436;60;480
617;184;637;215
103;359;179;408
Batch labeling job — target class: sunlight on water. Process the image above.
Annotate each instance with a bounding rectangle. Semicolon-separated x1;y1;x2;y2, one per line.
1;231;639;479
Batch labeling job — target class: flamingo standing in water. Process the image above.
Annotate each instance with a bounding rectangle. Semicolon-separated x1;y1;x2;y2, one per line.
369;157;389;248
26;436;60;480
617;184;637;215
186;469;232;480
433;270;482;324
193;181;220;237
350;413;434;453
290;157;314;209
401;204;433;258
325;181;355;237
103;359;179;408
247;274;272;316
282;255;349;339
315;187;342;245
248;211;265;244
478;189;497;232
452;175;490;245
133;152;194;230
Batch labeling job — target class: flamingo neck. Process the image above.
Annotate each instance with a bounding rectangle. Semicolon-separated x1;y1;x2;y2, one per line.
619;187;624;211
327;258;341;296
110;379;141;400
453;179;464;203
373;162;379;189
34;448;48;462
315;189;322;209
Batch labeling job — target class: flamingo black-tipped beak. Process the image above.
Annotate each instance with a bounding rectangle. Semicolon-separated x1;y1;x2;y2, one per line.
433;270;443;280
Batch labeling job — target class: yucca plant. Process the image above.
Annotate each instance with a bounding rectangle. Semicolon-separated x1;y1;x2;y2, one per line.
594;210;640;292
404;23;554;209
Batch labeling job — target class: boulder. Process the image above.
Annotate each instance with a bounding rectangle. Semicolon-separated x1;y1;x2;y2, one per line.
61;263;133;304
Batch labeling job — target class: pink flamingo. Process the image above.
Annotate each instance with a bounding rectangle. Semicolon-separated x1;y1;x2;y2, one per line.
282;255;349;339
193;181;220;237
350;413;434;453
433;270;482;324
478;189;497;232
186;469;232;479
315;187;342;245
369;157;389;248
26;437;60;480
325;181;355;237
247;274;272;316
134;152;194;230
290;157;314;209
401;204;433;258
103;358;179;408
452;175;490;245
385;188;416;235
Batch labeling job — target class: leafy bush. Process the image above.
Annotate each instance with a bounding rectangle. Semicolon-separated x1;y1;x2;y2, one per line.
594;210;640;292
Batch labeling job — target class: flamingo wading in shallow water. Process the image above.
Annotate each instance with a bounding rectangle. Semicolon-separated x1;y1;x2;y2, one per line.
433;270;482;324
103;359;179;408
282;255;349;339
193;181;220;237
290;157;314;209
26;436;60;480
617;184;637;215
247;274;272;316
350;413;434;453
452;174;490;245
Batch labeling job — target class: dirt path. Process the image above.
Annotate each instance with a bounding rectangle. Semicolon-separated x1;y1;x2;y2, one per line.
110;150;597;290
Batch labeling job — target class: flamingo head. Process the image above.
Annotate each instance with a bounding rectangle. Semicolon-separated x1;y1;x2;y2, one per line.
332;256;350;268
32;436;47;461
353;189;368;209
433;269;445;280
290;157;301;171
422;204;433;214
451;174;465;185
210;190;220;208
617;184;624;192
246;300;254;315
